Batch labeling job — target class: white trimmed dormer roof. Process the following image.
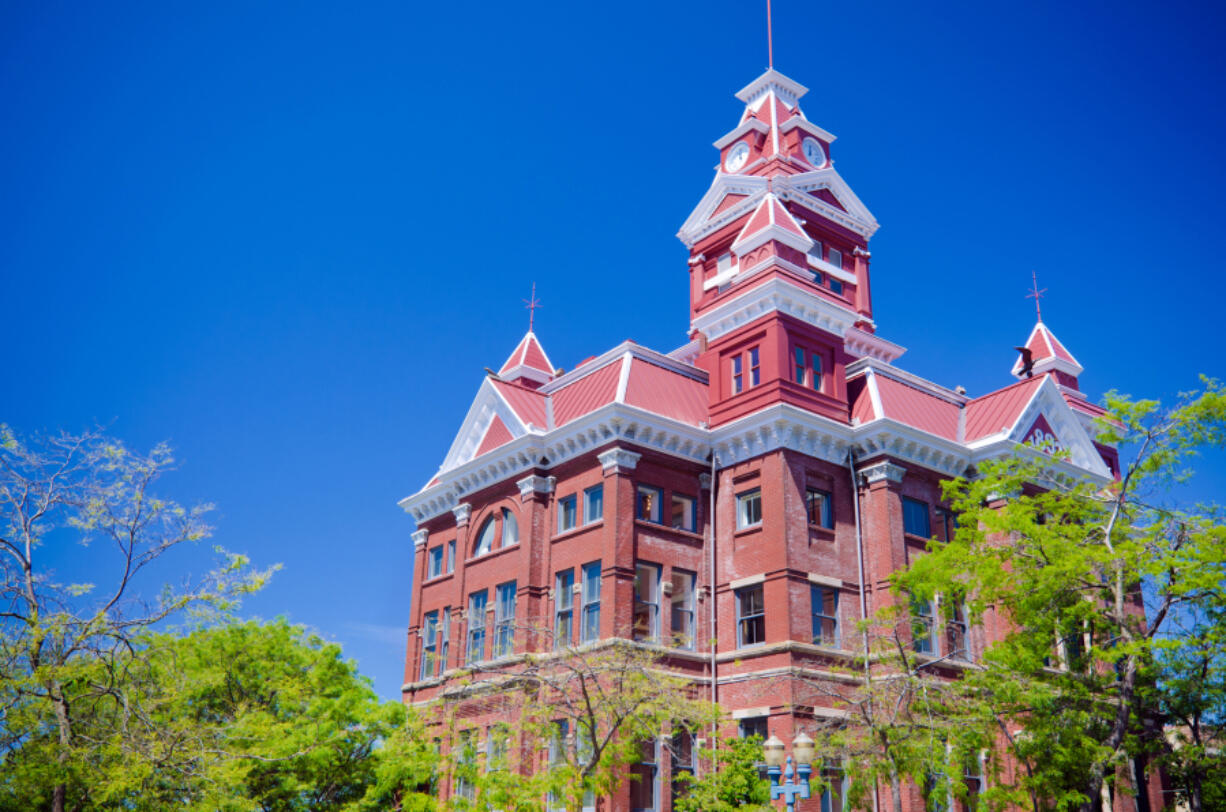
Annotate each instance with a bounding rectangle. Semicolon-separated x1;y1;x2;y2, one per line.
499;330;556;386
730;192;814;256
1011;321;1084;380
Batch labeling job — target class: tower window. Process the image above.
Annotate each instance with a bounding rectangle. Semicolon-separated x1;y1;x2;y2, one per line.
749;347;760;386
792;345;825;391
829;247;843;269
829;277;844;295
731;355;743;394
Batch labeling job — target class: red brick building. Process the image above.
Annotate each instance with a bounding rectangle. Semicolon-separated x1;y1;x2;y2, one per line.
399;67;1131;811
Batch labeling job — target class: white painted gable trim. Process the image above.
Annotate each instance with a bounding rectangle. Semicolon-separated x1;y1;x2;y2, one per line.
690;276;861;343
438;378;532;473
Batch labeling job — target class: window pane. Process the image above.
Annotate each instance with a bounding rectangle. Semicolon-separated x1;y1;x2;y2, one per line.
903;498;931;538
428;546;443;578
811;353;823;391
637;486;661;523
501;508;518;546
806;488;833;528
795;347;806;384
670;494;695;531
634;562;660;642
749;347;760;386
829;247;843;269
467;591;487;663
581;562;602;643
555;570;574;648
738;585;765;647
446;540;455;573
474;516;496;556
559;495;577;532
670;569;696;649
737;489;762;528
585;485;603;523
732;355;743;393
811;586;839;647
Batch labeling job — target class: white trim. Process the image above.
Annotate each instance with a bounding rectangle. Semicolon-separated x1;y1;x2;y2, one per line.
438;377;531;472
597;446;641;474
806;253;857;284
779;115;836;144
615;352;632;402
735;68;808;108
541;341;706;394
702;262;740;291
730;573;766;589
807;573;842;588
859;461;906;484
848;357;966;404
865;368;885;419
412;529;429;550
768;89;780;156
713;118;770;149
452;503;472;526
731;705;773;719
730;193;814;256
843;328;906;363
690;276;862;344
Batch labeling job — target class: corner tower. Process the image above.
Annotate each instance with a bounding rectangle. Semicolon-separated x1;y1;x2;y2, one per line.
677;69;901;427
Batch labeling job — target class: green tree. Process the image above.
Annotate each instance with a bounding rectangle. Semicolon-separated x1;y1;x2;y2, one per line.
439;638;717;812
0;426;272;811
0;620;440;811
893;379;1226;810
672;735;770;812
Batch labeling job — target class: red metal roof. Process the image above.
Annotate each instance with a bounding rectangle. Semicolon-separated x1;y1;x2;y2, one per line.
874;374;959;441
499;331;554;376
553;360;623;426
491;380;548;429
474;414;513;456
848;377;876;424
964;376;1044;441
624;358;708;426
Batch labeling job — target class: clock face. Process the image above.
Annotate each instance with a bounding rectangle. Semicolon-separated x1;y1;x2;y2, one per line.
725;141;750;173
802;137;826;168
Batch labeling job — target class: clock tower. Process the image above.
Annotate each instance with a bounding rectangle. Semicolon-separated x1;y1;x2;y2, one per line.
677;68;902;428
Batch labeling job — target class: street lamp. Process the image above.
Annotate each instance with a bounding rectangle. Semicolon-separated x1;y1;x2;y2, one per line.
763;732;815;811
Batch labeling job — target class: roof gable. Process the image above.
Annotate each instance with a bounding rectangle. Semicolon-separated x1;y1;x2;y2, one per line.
438;377;532;473
499;331;556;385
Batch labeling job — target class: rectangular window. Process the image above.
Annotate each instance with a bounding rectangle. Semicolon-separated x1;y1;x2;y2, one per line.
738;716;769;740
466;591;487;664
634;562;661;642
737;488;762;529
428;546;443;579
446;539;456;573
439;607;450;675
670;494;695;531
637;485;662;523
547;720;568;812
961;754;983;812
811;352;823;391
486;724;509;772
584;485;603;523
581;561;602;643
821;766;847;812
629;739;658;812
558;494;578;533
811;586;840;647
455;729;476;801
420;610;438;680
903;497;932;538
795;346;807;385
936;508;957;543
669;568;696;649
736;584;766;647
749;346;760;386
946;601;969;661
829;278;843;296
493;581;517;658
555;569;574;649
731;355;743;394
670;731;695;806
806;487;833;528
912;597;936;655
829;247;843;269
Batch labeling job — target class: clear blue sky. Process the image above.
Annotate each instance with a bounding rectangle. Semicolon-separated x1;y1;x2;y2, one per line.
3;0;1224;699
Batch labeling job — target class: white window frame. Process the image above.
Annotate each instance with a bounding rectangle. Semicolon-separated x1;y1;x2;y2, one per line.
737;488;762;529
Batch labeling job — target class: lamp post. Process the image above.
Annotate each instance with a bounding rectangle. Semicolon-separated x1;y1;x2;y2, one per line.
763;732;815;811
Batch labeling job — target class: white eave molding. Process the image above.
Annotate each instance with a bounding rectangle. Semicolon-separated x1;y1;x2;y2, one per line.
735;69;808;109
779;115;836;144
690;276;862;344
713;118;770;149
843;329;907;365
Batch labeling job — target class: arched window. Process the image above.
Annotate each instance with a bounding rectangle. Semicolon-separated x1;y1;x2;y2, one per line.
474;515;496;558
501;508;518;547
